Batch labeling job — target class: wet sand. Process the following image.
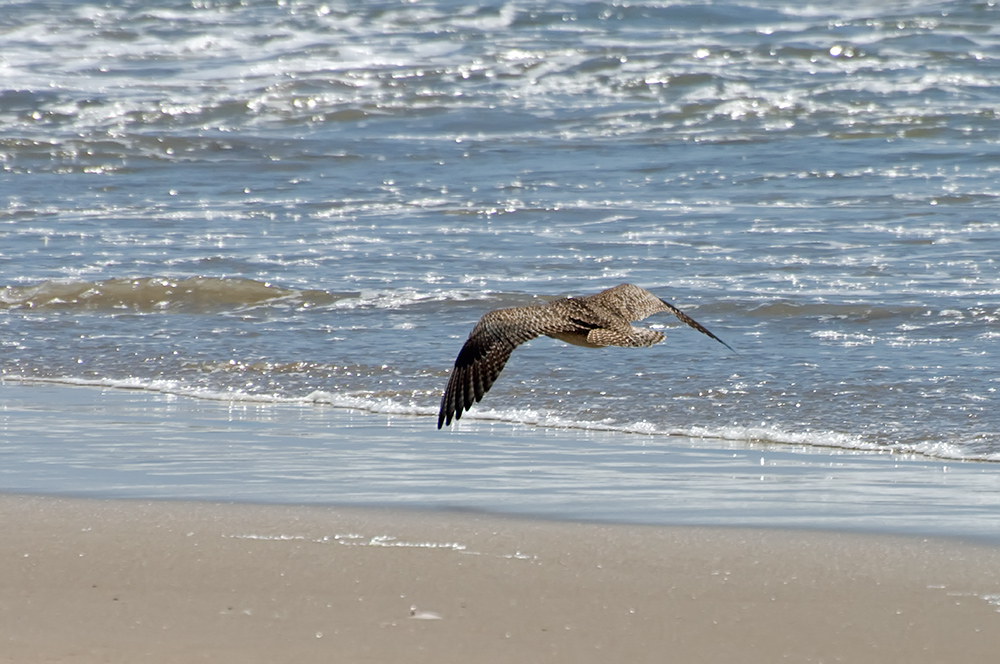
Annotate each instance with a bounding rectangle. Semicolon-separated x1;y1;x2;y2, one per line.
2;493;999;663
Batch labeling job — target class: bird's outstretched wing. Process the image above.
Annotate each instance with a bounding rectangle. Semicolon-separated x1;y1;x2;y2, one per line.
438;305;567;428
584;284;733;352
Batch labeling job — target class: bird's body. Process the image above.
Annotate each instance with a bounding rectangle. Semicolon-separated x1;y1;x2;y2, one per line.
437;283;731;428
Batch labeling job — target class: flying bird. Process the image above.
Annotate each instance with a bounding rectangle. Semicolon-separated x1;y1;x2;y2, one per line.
438;283;732;428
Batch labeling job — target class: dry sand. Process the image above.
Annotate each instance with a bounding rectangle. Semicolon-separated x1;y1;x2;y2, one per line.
2;493;999;663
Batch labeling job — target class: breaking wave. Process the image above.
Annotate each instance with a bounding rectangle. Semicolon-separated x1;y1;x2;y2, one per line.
4;374;996;463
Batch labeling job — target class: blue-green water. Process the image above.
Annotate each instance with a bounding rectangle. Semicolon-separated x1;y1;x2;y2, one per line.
2;1;999;521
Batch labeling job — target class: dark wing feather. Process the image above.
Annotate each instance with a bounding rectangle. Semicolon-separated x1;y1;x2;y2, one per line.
439;305;563;428
657;298;734;352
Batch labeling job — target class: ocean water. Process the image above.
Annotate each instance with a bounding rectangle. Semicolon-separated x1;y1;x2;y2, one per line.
2;0;999;524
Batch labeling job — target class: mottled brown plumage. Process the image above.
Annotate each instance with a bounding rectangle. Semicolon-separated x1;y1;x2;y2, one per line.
438;284;732;428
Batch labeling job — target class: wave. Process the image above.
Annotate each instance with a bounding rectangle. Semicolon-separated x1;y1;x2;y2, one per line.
445;406;999;463
0;276;942;323
4;0;995;154
0;276;341;313
5;374;996;464
0;276;503;315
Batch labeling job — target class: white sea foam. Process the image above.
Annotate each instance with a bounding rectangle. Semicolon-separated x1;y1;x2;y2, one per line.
10;375;989;462
329;288;483;311
228;532;468;552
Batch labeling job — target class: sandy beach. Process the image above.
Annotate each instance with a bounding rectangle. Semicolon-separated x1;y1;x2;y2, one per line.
2;493;999;663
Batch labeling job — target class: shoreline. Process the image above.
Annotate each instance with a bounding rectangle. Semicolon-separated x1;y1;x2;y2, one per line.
3;493;1000;663
6;374;997;465
3;379;1000;541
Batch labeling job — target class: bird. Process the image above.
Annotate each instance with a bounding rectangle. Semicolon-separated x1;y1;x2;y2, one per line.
438;283;732;428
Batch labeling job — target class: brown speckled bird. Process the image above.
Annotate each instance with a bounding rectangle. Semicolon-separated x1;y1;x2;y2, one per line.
438;283;732;428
